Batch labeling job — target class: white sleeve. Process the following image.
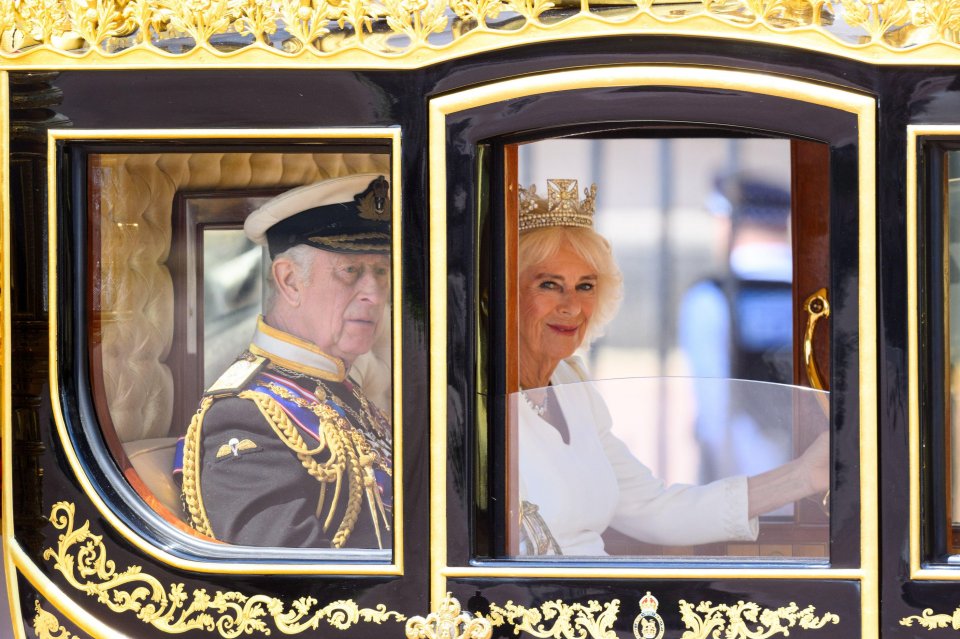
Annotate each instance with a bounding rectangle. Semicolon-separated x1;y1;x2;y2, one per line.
583;376;759;546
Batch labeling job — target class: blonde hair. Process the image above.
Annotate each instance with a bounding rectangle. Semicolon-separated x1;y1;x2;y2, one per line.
519;225;623;345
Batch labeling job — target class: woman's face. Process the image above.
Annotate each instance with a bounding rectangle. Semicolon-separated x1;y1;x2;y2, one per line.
519;243;598;371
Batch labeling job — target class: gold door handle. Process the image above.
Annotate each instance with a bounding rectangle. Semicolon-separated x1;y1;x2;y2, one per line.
802;287;830;512
802;287;830;392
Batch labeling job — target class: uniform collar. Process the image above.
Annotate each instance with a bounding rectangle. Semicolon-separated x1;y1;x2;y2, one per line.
250;316;347;381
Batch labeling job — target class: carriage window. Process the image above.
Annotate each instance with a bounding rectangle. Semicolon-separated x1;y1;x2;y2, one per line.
87;149;395;554
947;151;960;553
504;137;830;560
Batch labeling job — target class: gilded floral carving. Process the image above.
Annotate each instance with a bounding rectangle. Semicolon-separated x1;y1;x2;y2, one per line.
43;501;406;638
900;607;960;630
5;0;960;62
33;602;83;639
486;598;620;639
678;599;840;639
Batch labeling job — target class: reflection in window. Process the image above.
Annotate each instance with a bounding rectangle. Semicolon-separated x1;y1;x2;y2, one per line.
88;150;394;554
507;138;830;559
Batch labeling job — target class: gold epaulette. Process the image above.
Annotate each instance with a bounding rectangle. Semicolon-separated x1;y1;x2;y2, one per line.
204;355;267;397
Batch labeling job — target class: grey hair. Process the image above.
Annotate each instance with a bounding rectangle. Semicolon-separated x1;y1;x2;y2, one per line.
263;244;319;313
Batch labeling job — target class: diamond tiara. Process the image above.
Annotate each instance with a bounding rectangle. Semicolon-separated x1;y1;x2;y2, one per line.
518;178;597;231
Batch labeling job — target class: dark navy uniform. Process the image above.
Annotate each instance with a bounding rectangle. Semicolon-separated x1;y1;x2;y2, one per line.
177;318;392;548
176;173;394;548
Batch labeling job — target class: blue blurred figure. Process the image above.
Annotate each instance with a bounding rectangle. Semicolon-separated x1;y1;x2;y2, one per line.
679;175;794;484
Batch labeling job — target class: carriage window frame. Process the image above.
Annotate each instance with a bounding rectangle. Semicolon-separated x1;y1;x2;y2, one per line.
910;135;960;570
49;129;405;574
429;67;876;599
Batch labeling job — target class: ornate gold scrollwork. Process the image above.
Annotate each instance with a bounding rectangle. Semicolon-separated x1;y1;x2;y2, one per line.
486;598;620;639
43;501;406;637
33;601;83;639
406;593;492;639
678;599;839;639
6;0;960;62
900;607;960;630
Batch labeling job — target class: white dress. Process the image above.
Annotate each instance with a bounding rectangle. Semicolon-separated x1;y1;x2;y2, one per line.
518;358;758;555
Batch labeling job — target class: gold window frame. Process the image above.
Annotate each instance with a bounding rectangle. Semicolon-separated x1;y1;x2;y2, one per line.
907;125;960;580
428;64;878;632
5;126;406;576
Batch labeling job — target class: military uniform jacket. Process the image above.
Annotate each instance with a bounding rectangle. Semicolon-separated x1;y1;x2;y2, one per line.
176;319;392;549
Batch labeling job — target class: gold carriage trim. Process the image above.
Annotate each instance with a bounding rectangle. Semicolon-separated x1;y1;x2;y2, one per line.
43;502;406;637
7;0;960;67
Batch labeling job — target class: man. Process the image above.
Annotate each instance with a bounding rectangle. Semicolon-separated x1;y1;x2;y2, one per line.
678;175;793;483
176;173;393;549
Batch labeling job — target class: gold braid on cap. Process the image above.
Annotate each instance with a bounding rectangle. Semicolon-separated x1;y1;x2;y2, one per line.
518;179;597;231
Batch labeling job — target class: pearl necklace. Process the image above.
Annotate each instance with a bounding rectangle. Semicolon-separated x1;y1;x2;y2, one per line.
520;389;549;416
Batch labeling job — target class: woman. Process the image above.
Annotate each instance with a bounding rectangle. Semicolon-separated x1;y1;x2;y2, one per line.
515;179;829;556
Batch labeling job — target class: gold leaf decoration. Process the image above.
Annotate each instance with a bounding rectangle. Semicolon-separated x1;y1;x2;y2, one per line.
450;0;503;29
406;593;492;639
161;0;237;47
231;0;280;43
486;598;620;639
839;0;911;40
43;501;406;638
17;0;71;42
678;599;839;639
33;601;83;639
277;0;336;51
912;0;960;40
900;607;960;630
383;0;449;45
6;0;960;66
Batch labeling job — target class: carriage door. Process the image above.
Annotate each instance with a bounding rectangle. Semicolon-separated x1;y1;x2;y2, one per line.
2;69;431;639
430;66;876;638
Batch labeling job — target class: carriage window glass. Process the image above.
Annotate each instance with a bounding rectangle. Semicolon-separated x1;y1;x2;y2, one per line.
947;151;960;550
87;150;395;555
506;137;830;560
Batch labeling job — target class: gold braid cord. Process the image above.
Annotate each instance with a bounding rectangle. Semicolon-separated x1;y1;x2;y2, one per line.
238;389;367;548
486;599;620;639
181;396;215;538
43;502;406;638
678;599;840;639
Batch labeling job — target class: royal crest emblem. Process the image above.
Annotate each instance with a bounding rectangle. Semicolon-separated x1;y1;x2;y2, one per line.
356;175;391;221
632;592;665;639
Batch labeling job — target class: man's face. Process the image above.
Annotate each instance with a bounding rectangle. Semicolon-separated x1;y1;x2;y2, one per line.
299;249;390;365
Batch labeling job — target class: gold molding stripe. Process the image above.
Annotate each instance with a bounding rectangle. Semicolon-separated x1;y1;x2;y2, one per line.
43;126;404;575
427;65;877;637
0;69;27;639
33;601;83;639
42;501;407;637
906;125;960;581
6;0;960;68
678;599;840;638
